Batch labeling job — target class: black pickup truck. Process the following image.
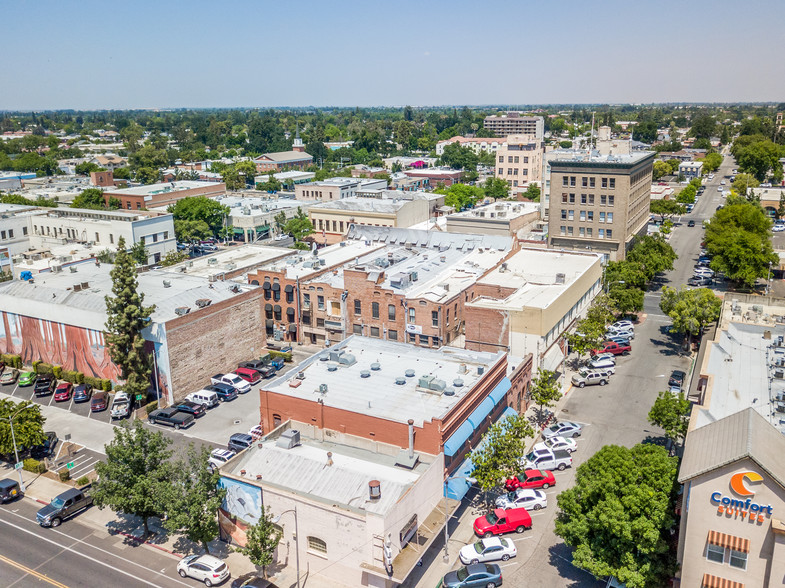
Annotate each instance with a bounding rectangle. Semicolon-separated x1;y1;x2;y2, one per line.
148;407;194;430
37;486;93;527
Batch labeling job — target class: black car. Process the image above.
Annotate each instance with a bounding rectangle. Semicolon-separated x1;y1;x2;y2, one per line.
31;431;59;459
73;384;93;403
687;220;695;227
239;359;267;371
688;276;713;287
228;433;254;452
0;479;23;503
174;400;206;418
205;383;239;402
668;370;687;388
34;375;56;397
148;407;194;430
231;574;279;588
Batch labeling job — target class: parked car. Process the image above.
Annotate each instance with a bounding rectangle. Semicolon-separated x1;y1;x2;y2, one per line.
590;352;615;363
208;448;237;472
693;267;715;278
443;563;503;588
73;384;93;403
54;382;74;402
504;469;555;491
606;328;634;340
668;370;687;388
148;407;194;430
110;392;132;419
542;421;583;439
248;424;264;439
688;276;713;287
697;256;712;267
18;371;37;387
571;368;611;388
495;488;547;511
234;367;261;385
773;224;785;233
591;341;631;356
228;433;254;453
459;537;516;565
0;368;19;385
186;389;220;408
534;435;577;454
610;320;635;331
204;383;239;402
589;357;616;373
231;575;279;588
0;478;23;503
177;554;230;587
687;220;696;227
473;507;532;538
521;447;572;471
31;431;59;459
34;375;56;397
90;391;109;412
37;486;93;527
174;400;207;418
606;336;631;346
211;373;250;394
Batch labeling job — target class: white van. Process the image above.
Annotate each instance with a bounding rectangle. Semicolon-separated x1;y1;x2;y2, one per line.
185;390;219;408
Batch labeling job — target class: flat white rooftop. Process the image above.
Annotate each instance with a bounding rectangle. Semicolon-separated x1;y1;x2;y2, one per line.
220;197;311;217
448;201;539;221
309;197;408;214
264;335;505;427
259;240;386;280
109;180;223;196
166;244;292;280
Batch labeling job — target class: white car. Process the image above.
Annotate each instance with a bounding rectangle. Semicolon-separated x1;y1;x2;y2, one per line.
717;186;723;192
208;448;236;472
774;225;785;233
693;267;715;278
708;174;715;180
606;328;634;340
591;352;615;363
610;320;634;331
543;421;583;439
211;373;251;394
720;180;726;185
177;554;230;587
458;537;517;565
495;488;547;511
589;357;616;373
535;435;578;454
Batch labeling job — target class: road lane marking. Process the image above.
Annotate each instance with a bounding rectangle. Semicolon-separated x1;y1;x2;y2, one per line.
0;554;70;588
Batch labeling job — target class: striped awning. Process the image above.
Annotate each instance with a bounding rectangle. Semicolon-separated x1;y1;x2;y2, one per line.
702;573;744;588
707;530;750;553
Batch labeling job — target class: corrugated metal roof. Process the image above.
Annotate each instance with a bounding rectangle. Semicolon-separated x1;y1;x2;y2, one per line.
678;408;785;488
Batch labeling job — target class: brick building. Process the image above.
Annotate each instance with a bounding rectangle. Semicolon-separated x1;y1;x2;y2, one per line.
103;180;226;211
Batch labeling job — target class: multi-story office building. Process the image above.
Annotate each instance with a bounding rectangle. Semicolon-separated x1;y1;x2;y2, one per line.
435;136;506;156
547;142;655;261
294;177;387;201
494;135;544;196
483;112;544;138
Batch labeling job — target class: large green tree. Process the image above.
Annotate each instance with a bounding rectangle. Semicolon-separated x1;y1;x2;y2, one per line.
168;196;229;236
482;177;509;200
164;445;227;553
470;413;534;496
71;187;122;210
93;421;174;538
174;219;212;243
0;400;46;457
626;235;677;280
283;207;314;247
648;390;691;447
649;199;685;222
440;142;479;171
436;183;484;211
555;444;679;588
104;236;155;402
699;152;723;172
520;182;540;202
238;506;283;579
659;286;721;339
528;369;561;425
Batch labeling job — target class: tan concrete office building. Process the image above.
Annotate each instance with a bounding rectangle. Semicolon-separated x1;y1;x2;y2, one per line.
483;112;544;138
494;135;544;196
677;408;785;588
547;150;655;261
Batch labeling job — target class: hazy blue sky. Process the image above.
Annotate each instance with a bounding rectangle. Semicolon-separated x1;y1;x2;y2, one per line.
4;0;784;110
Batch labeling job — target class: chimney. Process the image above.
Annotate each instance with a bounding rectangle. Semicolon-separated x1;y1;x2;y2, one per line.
369;480;381;500
408;419;415;459
326;451;333;467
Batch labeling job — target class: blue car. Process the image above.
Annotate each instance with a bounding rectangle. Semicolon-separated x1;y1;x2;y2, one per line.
204;383;238;402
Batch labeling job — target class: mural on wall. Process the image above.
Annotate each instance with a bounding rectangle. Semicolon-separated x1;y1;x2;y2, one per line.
0;311;121;380
218;477;263;547
151;339;171;404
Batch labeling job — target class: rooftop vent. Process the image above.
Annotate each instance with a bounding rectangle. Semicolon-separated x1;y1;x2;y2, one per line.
555;273;566;284
443;387;455;396
405;369;416;378
453;378;464;387
319;355;329;362
69;266;78;273
195;298;212;308
360;370;371;378
395;377;406;385
163;280;172;288
276;429;301;450
318;383;328;394
174;306;190;316
329;350;345;362
339;353;357;366
327;365;338;372
370;362;381;371
369;480;381;500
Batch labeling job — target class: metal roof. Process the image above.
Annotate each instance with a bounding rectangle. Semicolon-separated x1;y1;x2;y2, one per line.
678;408;785;488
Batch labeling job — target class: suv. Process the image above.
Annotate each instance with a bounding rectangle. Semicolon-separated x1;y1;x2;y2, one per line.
228;433;254;453
572;368;611;388
204;383;239;402
208;448;236;472
37;486;93;527
0;478;23;503
34;374;56;397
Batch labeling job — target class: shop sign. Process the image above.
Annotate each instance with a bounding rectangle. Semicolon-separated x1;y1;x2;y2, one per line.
710;471;773;523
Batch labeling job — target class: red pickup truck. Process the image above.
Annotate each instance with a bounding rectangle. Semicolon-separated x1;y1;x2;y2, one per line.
473;507;532;538
591;341;631;356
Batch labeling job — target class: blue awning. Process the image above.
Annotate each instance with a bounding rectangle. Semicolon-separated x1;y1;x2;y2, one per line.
443;420;474;457
489;377;512;405
500;406;518;421
467;396;495;428
445;455;475;500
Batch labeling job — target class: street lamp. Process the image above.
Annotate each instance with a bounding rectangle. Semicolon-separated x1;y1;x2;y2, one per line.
272;507;300;588
767;261;773;295
5;404;34;492
442;476;474;562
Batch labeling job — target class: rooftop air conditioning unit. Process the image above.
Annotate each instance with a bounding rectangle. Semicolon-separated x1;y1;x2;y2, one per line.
195;298;212;308
276;429;301;449
174;306;191;316
555;273;566;284
163;280;172;288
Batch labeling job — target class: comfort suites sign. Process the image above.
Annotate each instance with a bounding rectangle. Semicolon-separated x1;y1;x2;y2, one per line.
710;471;773;523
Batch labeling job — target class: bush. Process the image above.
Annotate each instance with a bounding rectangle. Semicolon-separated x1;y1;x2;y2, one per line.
82;375;111;391
61;370;85;384
35;362;54;375
1;354;22;368
58;469;71;482
52;365;63;379
76;476;90;486
32;359;41;372
23;458;46;474
101;379;112;392
145;400;158;414
268;350;293;362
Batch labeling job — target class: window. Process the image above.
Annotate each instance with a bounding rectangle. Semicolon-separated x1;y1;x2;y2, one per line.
602;178;608;188
607;229;613;238
445;308;450;325
137;203;142;210
561;210;567;220
109;234;114;244
286;290;294;303
590;177;595;188
561;193;568;203
317;295;325;310
582;177;588;187
580;211;586;221
570;176;576;187
432;310;438;327
599;212;605;223
164;231;169;239
567;226;574;236
609;178;615;189
608;195;615;206
729;549;747;569
598;228;605;239
560;226;566;236
419;334;430;345
497;168;503;175
387;328;398;341
372;302;379;319
513;156;519;163
303;293;310;307
354;299;361;315
587;228;592;236
581;194;587;204
562;176;568;187
587;211;593;221
513;180;518;186
569;193;575;203
600;195;607;205
513;168;518;175
579;227;585;237
607;212;614;223
507;168;513;175
568;210;574;221
706;544;724;564
388;304;396;320
370;326;380;338
523;156;528;164
0;231;5;239
353;324;362;334
95;232;100;242
588;194;594;204
307;536;327;555
316;318;325;327
22;227;27;236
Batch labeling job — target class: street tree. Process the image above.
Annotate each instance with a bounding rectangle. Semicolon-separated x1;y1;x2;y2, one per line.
649;199;685;222
174;219;212;243
257;175;282;193
660;286;721;340
470;413;535;496
731;173;760;196
238;506;283;579
555;443;679;588
520;182;540;202
652;160;670;180
436;183;484;211
528;369;561;425
164;445;227;554
93;421;174;538
168;196;230;236
104;236;155;403
0;400;46;457
699;152;723;173
648;390;691;447
283;207;314;246
440;142;479;171
482;177;509;200
128;241;148;265
71;188;121;210
221;166;244;190
626;235;677;280
607;283;644;316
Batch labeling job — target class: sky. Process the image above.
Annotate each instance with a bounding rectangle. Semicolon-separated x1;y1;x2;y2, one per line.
3;0;785;110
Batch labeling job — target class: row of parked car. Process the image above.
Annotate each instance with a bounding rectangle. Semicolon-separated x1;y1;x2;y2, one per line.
570;320;635;388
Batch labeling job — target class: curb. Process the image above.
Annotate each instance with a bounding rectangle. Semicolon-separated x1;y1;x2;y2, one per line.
111;530;184;558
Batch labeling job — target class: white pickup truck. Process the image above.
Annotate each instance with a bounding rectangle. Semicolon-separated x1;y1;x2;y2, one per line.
110;392;132;419
521;447;573;471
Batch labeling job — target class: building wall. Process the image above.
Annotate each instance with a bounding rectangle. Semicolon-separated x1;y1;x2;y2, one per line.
104;182;226;210
679;459;785;588
483;115;544;138
310;209;398;244
0;214;32;257
495;137;544;193
163;288;267;401
254;156;313;172
402;170;462;187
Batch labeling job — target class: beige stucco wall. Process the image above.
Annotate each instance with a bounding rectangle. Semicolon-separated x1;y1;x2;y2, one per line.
679;458;785;587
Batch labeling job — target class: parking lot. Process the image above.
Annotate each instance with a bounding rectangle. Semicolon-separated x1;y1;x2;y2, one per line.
6;379;116;425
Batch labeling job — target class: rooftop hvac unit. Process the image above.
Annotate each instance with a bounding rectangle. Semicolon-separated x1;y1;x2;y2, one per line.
276;429;301;449
318;383;328;394
69;266;78;273
339;353;356;366
555;273;566;284
81;282;89;290
51;264;62;273
174;306;190;316
776;369;785;379
73;284;82;292
329;350;345;362
207;258;218;265
195;298;212;308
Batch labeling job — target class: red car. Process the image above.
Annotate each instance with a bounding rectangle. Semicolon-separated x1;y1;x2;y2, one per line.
505;469;556;491
54;382;73;402
234;367;261;385
591;341;631;356
473;507;532;538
